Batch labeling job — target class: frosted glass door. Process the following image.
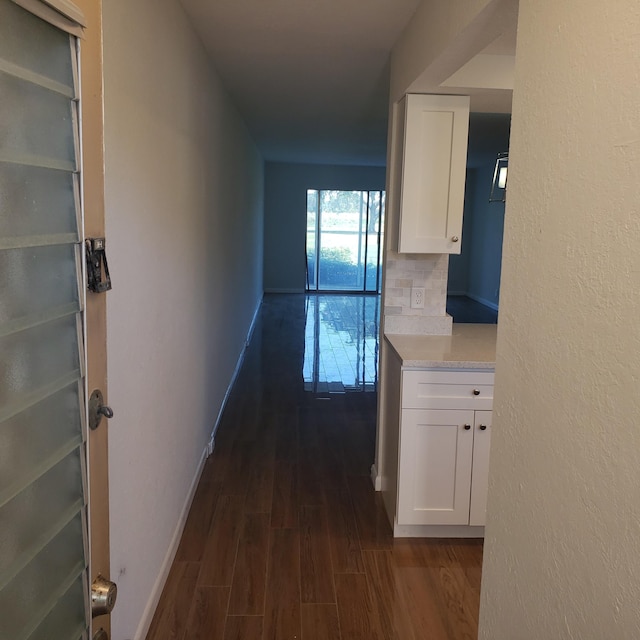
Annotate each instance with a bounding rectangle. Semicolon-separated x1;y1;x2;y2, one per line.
0;2;89;639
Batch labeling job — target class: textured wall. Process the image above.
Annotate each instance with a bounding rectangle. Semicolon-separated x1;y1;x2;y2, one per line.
480;1;640;638
263;162;386;292
102;1;264;637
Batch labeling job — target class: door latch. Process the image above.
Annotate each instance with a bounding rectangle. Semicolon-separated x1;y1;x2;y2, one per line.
86;237;112;293
89;389;114;431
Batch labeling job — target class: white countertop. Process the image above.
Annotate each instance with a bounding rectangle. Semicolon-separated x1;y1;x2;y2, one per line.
385;324;497;369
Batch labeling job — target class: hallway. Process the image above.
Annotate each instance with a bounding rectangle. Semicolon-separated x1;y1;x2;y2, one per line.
146;294;483;640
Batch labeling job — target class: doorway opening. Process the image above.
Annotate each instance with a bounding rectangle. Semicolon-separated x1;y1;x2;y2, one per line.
306;189;385;293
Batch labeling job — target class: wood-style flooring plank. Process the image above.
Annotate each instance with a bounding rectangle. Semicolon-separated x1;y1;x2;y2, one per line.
335;573;384;640
416;543;481;639
394;567;455;640
183;586;229;640
388;539;480;639
347;475;393;550
243;437;276;514
275;413;298;463
228;513;269;615
298;445;324;506
299;505;335;604
220;440;254;497
198;495;244;586
297;406;320;449
174;481;221;562
340;418;375;477
301;604;340;640
324;490;364;574
223;615;264;640
146;562;200;640
263;528;301;640
361;550;416;640
452;540;484;595
271;461;299;529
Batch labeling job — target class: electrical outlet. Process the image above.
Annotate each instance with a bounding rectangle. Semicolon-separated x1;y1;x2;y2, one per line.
411;287;425;309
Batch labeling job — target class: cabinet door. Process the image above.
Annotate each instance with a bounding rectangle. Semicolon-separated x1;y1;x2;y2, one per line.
469;410;492;526
397;409;474;525
395;94;470;254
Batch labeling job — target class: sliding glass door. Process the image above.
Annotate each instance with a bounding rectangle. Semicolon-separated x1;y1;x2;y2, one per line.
306;189;385;293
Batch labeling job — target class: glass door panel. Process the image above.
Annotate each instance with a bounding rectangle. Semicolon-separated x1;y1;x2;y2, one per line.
306;189;318;290
306;189;385;293
366;191;385;293
0;2;89;638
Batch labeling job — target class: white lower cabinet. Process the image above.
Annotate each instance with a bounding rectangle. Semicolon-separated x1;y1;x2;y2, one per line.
469;410;492;527
383;365;494;534
397;408;492;526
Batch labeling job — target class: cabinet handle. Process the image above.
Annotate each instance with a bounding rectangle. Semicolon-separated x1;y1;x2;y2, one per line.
473;389;480;396
464;424;471;430
479;424;487;431
451;236;459;243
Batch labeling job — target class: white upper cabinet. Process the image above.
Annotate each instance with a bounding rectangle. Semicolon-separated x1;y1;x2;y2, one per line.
390;94;470;254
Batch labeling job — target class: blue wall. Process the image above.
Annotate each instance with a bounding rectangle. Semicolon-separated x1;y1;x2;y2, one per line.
263;162;387;292
448;113;511;309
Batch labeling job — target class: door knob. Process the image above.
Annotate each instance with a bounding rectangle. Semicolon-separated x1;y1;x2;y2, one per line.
464;424;471;430
91;574;117;617
479;424;487;431
451;236;459;243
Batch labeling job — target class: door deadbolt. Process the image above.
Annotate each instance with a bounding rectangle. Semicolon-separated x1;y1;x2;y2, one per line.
91;574;117;617
89;390;114;431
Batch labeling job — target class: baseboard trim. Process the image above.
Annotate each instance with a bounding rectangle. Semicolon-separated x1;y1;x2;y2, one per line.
134;295;263;639
447;290;467;297
466;293;499;312
393;522;485;538
263;287;305;294
134;446;207;640
370;463;382;491
207;295;263;456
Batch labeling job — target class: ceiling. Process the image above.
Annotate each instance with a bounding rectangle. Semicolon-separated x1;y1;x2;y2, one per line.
179;0;515;166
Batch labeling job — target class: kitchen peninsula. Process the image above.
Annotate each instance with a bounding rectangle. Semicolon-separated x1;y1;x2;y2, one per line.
377;324;497;537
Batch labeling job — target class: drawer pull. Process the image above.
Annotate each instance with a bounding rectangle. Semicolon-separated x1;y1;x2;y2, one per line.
479;424;487;431
463;424;471;430
473;389;480;396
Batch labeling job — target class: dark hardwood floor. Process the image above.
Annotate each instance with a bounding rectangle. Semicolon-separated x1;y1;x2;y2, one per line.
146;294;483;640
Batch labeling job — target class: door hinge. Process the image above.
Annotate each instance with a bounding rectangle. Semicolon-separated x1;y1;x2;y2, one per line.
86;237;112;293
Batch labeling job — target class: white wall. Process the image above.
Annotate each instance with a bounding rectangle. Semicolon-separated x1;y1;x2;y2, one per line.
263;162;386;292
102;1;264;637
390;0;511;102
480;1;640;637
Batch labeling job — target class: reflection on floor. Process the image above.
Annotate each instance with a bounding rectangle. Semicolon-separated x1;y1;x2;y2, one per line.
446;295;498;324
303;294;380;393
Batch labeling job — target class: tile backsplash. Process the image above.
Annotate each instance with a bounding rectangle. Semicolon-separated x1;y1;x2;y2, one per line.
383;252;452;335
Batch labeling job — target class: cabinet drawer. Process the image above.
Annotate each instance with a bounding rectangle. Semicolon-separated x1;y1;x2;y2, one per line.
402;370;494;410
